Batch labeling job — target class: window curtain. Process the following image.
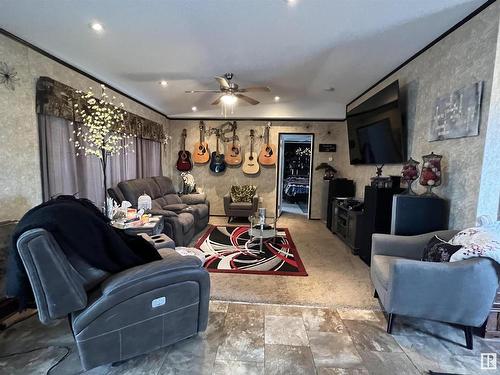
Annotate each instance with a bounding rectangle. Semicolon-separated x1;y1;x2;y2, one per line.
39;114;162;208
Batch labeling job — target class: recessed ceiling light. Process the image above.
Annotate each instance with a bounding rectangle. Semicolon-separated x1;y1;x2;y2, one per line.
274;96;280;102
191;106;197;112
160;80;168;87
90;22;103;32
324;87;335;92
285;0;297;6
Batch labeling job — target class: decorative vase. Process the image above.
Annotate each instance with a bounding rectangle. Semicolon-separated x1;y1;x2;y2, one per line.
419;152;442;196
401;158;420;195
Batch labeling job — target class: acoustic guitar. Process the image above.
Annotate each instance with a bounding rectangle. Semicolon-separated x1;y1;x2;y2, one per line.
258;122;277;166
209;129;227;173
176;129;192;172
225;123;242;166
193;121;210;164
242;129;260;175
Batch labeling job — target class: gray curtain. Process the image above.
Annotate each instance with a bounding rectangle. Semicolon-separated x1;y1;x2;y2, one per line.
39;114;162;208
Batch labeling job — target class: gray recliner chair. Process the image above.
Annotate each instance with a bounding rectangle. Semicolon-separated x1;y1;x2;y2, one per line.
17;228;210;370
371;230;500;350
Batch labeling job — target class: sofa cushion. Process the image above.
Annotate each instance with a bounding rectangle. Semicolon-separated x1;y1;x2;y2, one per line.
163;203;189;213
181;193;207;205
154;176;177;196
371;255;394;289
230;185;256;203
164;194;183;205
118;178;162;205
229;202;253;210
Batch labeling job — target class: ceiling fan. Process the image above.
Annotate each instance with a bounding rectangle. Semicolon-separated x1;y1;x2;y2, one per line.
185;73;270;105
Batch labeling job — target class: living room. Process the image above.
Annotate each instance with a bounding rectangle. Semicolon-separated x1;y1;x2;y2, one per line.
0;1;500;374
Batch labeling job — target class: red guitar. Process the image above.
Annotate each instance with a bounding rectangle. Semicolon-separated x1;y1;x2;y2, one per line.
176;129;193;171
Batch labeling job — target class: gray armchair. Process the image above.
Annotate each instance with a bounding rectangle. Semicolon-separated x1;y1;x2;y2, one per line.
371;230;500;350
17;228;210;370
224;192;259;222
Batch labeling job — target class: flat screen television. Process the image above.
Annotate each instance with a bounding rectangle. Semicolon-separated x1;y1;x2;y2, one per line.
347;81;406;165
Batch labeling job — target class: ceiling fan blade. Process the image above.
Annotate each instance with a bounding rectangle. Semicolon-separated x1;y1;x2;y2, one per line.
236;94;259;105
239;86;271;92
214;76;230;89
185;90;221;93
211;95;224;105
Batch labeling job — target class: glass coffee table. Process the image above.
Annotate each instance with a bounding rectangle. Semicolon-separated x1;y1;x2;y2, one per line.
248;214;277;253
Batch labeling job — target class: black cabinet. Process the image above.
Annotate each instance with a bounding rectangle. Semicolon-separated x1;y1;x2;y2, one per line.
358;185;404;265
332;200;363;253
325;179;356;229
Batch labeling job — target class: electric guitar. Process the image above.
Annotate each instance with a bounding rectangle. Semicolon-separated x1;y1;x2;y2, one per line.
209;129;227;173
225;123;242;166
193;121;210;164
242;129;260;175
258;122;277;166
176;129;192;172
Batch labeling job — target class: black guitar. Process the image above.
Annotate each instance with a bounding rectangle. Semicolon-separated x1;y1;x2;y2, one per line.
209;129;227;173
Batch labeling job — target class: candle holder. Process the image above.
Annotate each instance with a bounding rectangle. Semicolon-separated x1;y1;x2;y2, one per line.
419;152;442;196
401;158;420;195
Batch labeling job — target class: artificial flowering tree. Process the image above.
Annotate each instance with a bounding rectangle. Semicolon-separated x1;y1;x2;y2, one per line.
69;84;134;215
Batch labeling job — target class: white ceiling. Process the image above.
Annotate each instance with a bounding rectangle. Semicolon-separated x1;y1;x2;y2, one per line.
0;0;487;119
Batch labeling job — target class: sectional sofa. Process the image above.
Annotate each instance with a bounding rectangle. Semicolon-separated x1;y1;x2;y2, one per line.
108;176;209;246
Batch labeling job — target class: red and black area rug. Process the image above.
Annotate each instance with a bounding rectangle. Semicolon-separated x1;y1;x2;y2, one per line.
194;225;308;276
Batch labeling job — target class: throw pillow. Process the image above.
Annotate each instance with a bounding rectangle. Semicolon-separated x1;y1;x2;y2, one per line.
230;185;257;203
421;235;462;262
449;222;500;264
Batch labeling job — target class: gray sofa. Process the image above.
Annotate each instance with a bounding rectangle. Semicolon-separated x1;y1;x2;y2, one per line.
371;230;500;349
112;176;209;246
16;228;210;370
223;192;259;221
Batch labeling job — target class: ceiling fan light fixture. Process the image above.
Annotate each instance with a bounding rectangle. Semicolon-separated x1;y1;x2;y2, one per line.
221;94;237;105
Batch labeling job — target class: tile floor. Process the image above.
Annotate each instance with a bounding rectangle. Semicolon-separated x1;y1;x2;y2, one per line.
1;301;499;374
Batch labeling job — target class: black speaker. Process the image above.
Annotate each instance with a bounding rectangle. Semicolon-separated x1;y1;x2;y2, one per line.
391;194;448;236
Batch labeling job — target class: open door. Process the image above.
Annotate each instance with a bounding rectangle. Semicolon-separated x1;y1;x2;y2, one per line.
277;136;285;217
276;133;314;218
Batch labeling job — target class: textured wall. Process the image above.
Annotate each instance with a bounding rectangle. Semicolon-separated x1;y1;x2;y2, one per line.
0;33;168;221
345;3;499;229
477;12;500;221
168;120;348;218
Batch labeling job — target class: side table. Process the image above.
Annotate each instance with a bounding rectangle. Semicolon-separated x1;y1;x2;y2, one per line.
111;215;164;236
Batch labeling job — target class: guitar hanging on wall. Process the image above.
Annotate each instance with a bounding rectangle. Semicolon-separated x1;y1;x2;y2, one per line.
209;129;227;173
225;123;242;166
176;129;193;172
193;121;210;164
258;122;277;166
242;129;260;175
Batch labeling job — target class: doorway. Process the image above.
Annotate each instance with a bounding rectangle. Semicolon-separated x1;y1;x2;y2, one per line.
276;133;314;218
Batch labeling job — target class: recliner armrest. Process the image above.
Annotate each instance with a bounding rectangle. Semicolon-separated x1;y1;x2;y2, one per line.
180;193;207;205
101;253;203;296
148;209;179;217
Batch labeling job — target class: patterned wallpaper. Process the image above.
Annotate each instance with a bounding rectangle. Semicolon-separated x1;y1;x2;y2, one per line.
345;3;499;229
0;33;168;221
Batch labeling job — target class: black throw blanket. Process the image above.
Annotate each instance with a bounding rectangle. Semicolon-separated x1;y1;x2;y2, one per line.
7;195;161;308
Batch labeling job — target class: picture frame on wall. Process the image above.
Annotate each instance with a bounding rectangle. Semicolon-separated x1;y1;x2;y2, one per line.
429;81;483;141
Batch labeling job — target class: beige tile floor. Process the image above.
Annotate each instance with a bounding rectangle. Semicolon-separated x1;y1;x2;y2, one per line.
1;301;499;374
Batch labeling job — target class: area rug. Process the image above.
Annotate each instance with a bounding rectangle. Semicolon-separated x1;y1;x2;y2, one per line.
194;225;307;276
